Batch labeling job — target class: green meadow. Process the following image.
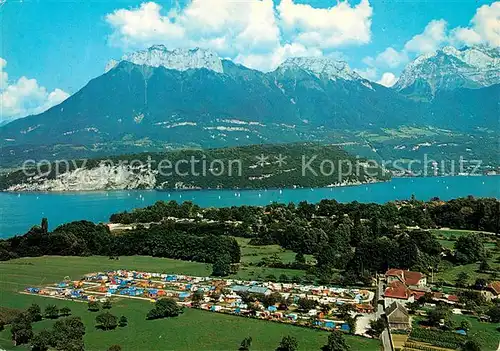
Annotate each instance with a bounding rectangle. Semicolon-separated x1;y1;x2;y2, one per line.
0;256;379;351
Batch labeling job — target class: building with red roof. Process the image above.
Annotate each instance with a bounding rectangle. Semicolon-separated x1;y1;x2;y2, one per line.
383;281;415;307
385;269;427;288
488;281;500;298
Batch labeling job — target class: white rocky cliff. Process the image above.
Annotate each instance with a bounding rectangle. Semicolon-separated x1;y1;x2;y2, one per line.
8;164;157;192
105;45;224;73
277;57;363;81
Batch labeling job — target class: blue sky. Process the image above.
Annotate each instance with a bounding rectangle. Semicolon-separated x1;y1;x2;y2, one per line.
0;0;498;120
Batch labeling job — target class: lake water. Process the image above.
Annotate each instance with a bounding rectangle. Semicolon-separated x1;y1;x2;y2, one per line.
0;176;498;238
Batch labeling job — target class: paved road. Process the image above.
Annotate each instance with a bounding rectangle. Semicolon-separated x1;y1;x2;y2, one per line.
377;277;393;351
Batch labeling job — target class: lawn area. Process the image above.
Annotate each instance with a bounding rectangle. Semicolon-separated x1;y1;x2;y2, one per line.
236;238;311;280
449;315;499;351
0;256;380;351
434;259;499;284
430;229;500;284
238;238;298;264
411;315;499;351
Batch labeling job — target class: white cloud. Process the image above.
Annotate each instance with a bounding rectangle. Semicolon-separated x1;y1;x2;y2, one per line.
277;0;372;49
451;27;483;46
404;19;448;54
105;0;373;71
354;67;377;81
363;47;408;69
377;72;397;87
234;43;322;72
0;58;69;120
451;2;500;47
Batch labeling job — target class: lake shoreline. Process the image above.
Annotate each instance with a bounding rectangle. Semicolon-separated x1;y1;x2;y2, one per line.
4;174;499;194
1;175;499;239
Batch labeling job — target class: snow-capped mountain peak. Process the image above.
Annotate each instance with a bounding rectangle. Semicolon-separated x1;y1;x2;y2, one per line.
394;45;500;95
106;45;224;73
277;57;362;81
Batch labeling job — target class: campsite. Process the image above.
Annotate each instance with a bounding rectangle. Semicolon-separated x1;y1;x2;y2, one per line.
22;270;375;331
0;256;380;350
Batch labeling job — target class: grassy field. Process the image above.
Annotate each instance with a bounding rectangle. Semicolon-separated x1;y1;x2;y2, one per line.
449;315;499;351
411;315;499;351
0;256;380;351
430;229;500;284
236;238;312;280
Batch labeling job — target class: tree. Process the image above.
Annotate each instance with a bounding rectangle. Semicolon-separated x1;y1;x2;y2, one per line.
295;252;306;264
11;313;33;346
88;300;100;312
298;298;316;311
191;290;204;308
95;312;118;330
51;317;85;351
455;272;470;288
102;300;112;309
119;315;128;327
239;336;253;351
147;298;183;320
276;335;298;351
427;306;451;327
31;329;53;351
262;292;283;308
460;320;472;332
461;340;482;351
60;307;72;317
479;260;491;272
486;304;500;323
45;305;59;319
454;234;486;264
321;330;350;351
212;253;231;277
337;304;355;319
368;318;387;338
27;304;42;322
41;218;49;234
108;346;122;351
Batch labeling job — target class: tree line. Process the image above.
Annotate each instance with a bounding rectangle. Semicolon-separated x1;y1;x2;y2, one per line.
0;220;240;264
109;196;499;233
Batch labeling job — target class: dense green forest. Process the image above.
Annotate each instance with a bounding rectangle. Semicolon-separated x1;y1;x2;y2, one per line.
110;196;499;233
110;197;499;282
0;143;389;190
0;220;240;264
1;196;498;285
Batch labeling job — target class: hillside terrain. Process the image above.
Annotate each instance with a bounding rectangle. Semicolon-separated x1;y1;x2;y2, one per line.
0;143;389;191
0;45;498;167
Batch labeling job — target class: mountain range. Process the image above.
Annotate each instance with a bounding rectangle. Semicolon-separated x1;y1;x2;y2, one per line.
0;45;498;166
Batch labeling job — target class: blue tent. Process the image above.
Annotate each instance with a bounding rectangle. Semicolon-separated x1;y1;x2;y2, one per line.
341;324;350;332
268;306;277;312
325;321;335;328
456;330;467;335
